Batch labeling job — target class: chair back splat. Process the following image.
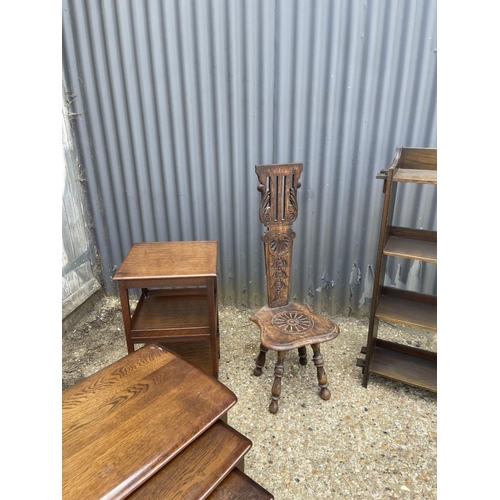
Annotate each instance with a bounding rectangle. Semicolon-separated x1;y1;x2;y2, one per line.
255;163;303;308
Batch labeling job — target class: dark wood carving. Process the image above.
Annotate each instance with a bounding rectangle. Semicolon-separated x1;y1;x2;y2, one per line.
251;163;340;414
256;163;303;307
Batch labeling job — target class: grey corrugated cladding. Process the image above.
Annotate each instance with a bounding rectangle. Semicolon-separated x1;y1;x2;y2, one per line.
62;0;437;316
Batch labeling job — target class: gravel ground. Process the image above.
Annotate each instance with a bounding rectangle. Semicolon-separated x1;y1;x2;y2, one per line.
62;293;437;499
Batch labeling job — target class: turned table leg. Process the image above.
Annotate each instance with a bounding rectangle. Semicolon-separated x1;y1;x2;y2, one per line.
298;346;308;365
269;350;286;414
312;343;331;401
254;343;268;376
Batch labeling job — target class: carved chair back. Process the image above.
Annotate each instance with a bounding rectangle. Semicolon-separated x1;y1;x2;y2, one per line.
255;163;304;308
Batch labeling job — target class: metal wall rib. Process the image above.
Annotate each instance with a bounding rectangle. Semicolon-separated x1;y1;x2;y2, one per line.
62;0;437;315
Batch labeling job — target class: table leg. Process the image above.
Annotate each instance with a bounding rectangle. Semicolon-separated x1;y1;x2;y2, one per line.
208;279;219;378
118;282;134;353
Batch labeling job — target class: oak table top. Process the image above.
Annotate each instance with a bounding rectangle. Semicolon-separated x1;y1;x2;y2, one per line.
113;241;218;281
62;344;236;500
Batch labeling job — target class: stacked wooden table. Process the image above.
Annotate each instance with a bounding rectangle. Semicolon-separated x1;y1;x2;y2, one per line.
63;344;273;499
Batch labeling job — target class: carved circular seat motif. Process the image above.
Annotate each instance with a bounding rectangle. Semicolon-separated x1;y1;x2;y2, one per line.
272;311;314;333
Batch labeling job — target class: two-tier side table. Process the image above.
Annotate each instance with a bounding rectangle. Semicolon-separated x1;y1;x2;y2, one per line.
113;241;220;378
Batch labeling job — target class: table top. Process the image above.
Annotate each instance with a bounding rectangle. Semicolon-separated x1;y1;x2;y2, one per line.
113;241;218;281
62;344;236;500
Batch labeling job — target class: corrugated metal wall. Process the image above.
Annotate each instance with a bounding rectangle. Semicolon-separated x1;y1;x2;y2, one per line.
62;0;437;316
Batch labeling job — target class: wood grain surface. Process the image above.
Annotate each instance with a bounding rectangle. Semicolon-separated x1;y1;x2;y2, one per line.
127;420;251;499
208;467;274;499
113;241;217;280
62;344;236;500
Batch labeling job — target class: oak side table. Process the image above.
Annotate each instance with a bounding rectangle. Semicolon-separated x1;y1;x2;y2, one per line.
63;344;274;499
113;241;219;378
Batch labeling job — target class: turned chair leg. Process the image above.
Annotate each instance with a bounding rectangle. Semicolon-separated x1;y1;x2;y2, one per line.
298;346;307;365
254;343;268;376
269;350;286;414
311;343;331;401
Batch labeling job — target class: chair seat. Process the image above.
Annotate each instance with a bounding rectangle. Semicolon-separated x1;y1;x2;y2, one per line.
250;302;339;351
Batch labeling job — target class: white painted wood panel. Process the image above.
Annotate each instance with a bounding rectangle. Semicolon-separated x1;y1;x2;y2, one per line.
62;92;100;318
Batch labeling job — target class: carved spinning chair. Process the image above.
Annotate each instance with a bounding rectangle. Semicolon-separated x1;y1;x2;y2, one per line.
250;163;340;414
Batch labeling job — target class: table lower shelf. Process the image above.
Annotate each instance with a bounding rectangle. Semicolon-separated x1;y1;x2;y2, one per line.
358;339;437;392
208;467;275;500
127;420;252;500
131;290;211;337
129;290;219;376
